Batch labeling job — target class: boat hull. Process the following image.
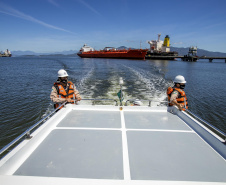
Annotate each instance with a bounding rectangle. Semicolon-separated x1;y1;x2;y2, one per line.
77;49;147;59
0;54;12;57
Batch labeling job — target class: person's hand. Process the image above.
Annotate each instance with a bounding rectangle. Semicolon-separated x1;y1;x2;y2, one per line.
66;98;73;103
177;103;184;111
76;96;82;101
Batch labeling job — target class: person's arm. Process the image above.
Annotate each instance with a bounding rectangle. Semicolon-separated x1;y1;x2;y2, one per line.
73;85;82;101
170;91;183;111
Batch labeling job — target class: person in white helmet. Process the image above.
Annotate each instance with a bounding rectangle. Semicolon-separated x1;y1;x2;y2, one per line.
50;69;81;109
167;75;188;111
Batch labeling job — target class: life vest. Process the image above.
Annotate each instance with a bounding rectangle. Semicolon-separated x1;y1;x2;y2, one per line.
53;81;76;109
167;87;188;110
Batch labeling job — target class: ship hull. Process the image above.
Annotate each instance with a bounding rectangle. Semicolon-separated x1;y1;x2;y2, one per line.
77;49;147;59
145;51;178;60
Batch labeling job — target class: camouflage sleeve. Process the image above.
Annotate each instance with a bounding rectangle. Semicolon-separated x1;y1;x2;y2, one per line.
170;90;179;103
73;85;81;99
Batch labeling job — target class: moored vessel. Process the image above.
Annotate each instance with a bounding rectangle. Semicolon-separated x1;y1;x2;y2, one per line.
77;44;147;59
146;34;178;60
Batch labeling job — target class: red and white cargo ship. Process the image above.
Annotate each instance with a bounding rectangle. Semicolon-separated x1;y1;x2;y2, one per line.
77;44;147;59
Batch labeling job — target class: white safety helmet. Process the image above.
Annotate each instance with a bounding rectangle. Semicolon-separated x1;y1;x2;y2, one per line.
173;75;186;83
58;69;68;77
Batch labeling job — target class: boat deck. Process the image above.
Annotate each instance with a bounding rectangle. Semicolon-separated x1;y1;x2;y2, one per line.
0;105;226;184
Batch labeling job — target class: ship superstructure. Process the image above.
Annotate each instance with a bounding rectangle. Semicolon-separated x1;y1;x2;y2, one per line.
79;44;94;52
148;34;170;53
146;34;178;59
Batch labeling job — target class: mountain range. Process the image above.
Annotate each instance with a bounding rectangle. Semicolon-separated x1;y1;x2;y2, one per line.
11;50;77;56
170;47;226;57
11;47;226;57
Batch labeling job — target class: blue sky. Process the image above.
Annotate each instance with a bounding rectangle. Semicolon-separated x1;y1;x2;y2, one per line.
0;0;226;53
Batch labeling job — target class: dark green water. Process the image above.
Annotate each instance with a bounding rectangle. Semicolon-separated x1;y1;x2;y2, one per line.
0;56;225;149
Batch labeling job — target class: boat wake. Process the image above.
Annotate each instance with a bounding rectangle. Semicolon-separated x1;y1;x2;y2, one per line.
69;59;172;105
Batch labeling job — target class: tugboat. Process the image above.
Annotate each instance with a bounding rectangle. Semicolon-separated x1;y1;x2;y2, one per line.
0;49;12;57
77;44;147;59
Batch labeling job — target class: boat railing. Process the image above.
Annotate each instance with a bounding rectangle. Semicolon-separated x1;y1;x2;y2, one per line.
184;109;226;143
81;98;168;107
125;99;168;106
0;102;67;158
81;99;118;106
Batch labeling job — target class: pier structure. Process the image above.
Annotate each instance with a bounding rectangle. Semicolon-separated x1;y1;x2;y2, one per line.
145;55;226;62
180;56;226;62
178;46;226;62
181;46;198;62
198;56;226;63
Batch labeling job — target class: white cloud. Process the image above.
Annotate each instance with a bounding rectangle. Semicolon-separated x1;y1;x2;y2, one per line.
204;22;226;30
76;0;101;16
48;0;60;7
173;42;183;45
0;2;75;34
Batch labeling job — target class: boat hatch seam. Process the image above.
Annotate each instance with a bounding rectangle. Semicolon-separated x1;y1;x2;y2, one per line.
120;111;131;180
126;129;194;133
55;127;121;131
71;108;119;112
54;127;194;133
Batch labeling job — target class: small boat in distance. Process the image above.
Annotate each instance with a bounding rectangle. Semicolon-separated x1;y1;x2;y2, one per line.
77;44;147;59
0;49;12;57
